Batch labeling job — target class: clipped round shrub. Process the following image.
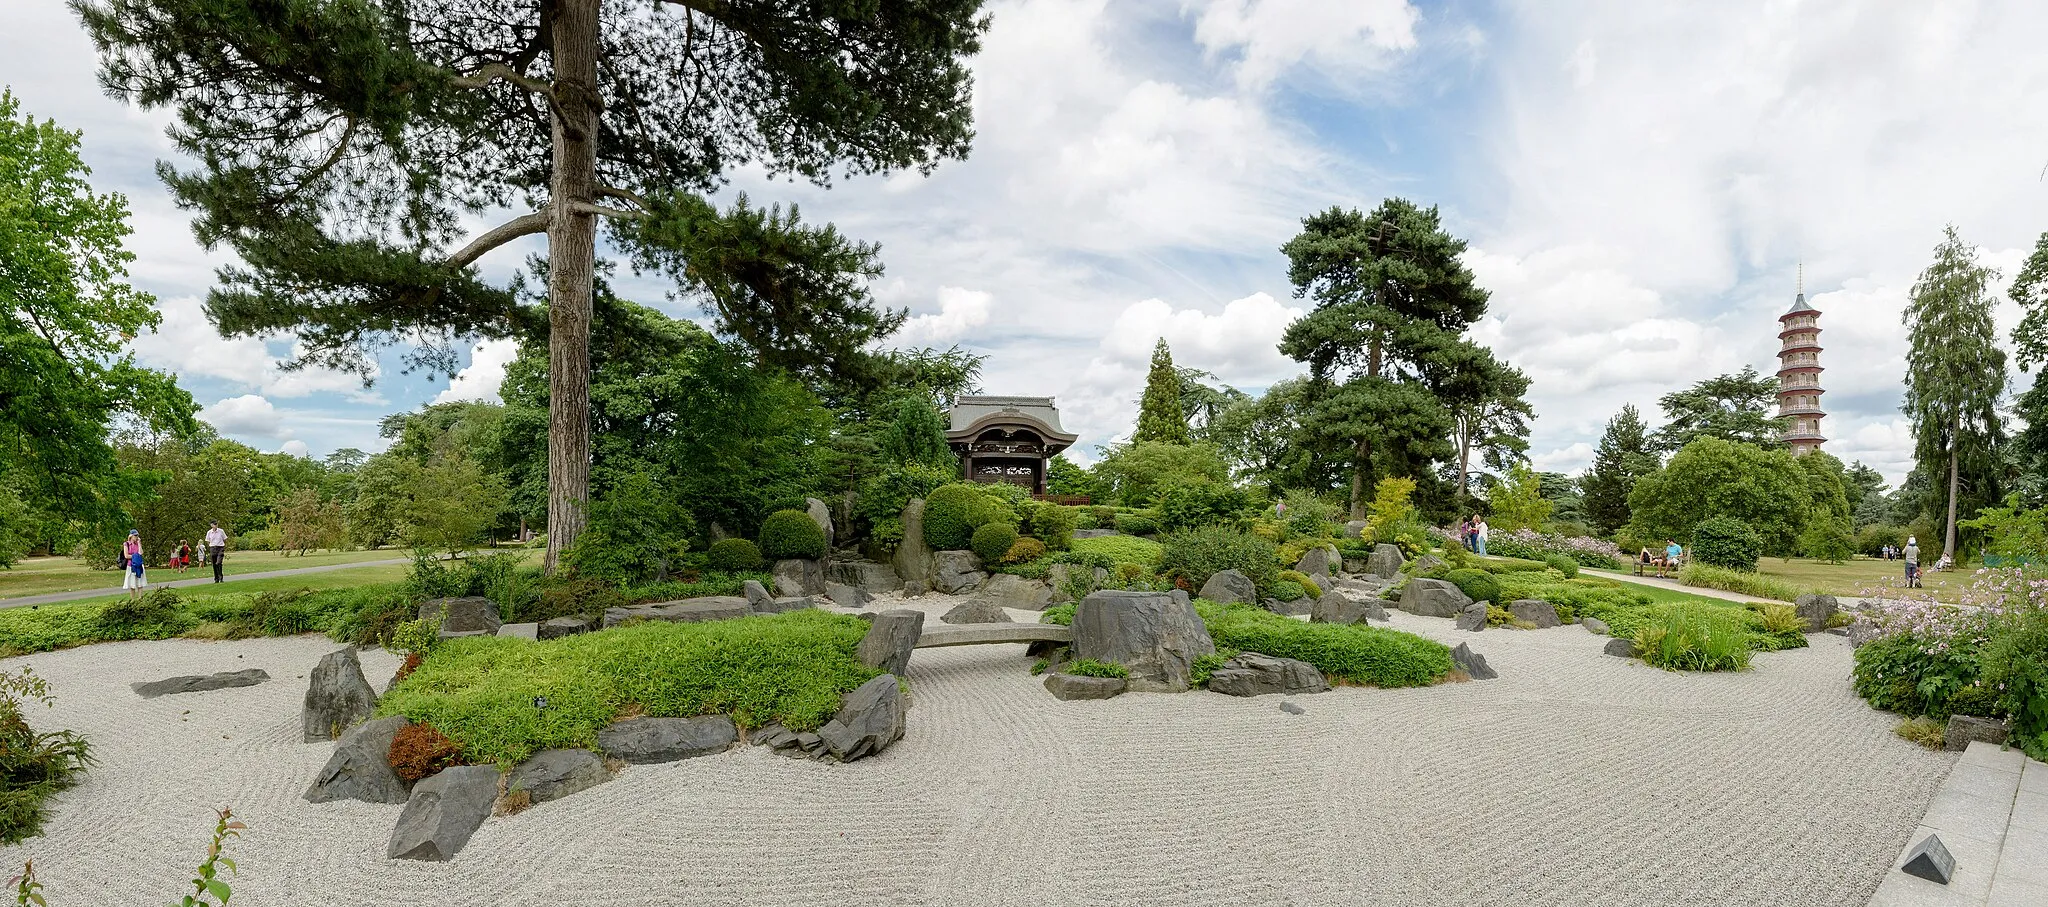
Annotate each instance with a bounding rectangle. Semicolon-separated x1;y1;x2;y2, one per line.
971;523;1020;565
1444;568;1502;605
706;538;765;573
1543;554;1579;578
1022;502;1078;551
758;509;827;561
1159;526;1279;593
1114;512;1160;536
1277;569;1319;595
1003;536;1047;565
924;484;1011;550
1691;517;1763;571
1269;580;1307;601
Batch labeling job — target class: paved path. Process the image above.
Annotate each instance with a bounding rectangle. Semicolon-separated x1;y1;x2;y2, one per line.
1582;567;1777;604
0;558;411;609
1868;741;2047;906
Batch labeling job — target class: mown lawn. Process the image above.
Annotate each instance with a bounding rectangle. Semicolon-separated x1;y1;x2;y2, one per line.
20;563;424;609
1754;556;1973;600
0;548;409;598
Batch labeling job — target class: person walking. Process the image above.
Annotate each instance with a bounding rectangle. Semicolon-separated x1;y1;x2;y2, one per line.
1475;517;1490;557
122;530;147;600
175;539;193;574
1903;537;1920;588
204;520;228;583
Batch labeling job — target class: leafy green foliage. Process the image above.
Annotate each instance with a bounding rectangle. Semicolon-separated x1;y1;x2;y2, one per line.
1269;581;1306;601
1979;602;2048;760
922;483;1013;550
1690;517;1763;571
1002;537;1046;566
1154;481;1249;531
563;468;692;585
1090;442;1230;507
1485;464;1551;532
1063;659;1129;679
706;539;765;574
757;509;826;561
0;668;93;844
878;395;957;470
525;576;628;625
856;463;952;549
379;611;877;766
1112;512;1160;536
1633;605;1753;672
389;619;441;658
970;523;1019;565
1069;534;1163;566
1854;634;1982;721
1798;521;1856;564
1582;404;1659;535
1195;601;1451;687
1442;568;1501;605
1904;225;2009;560
1039;603;1077;626
1020;502;1076;551
1133;339;1193;445
94;588;197;641
1625;438;1812;557
1675;564;1802;602
1651;367;1784;451
1160;528;1279;594
1543;554;1579;578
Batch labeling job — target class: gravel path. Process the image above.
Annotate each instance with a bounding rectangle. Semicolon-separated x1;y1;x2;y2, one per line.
0;603;1953;906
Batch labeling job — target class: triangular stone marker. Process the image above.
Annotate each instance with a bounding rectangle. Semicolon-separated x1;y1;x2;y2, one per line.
1900;834;1955;884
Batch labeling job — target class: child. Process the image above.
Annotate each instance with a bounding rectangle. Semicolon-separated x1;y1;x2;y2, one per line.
123;530;147;599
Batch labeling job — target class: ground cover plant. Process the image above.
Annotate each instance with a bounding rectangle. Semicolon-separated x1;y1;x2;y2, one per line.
1068;534;1163;566
378;610;878;766
1193;601;1452;688
1633;604;1754;672
1851;569;2048;760
0;669;93;844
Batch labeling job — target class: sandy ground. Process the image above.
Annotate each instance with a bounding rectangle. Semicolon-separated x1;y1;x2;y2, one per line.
0;599;1953;907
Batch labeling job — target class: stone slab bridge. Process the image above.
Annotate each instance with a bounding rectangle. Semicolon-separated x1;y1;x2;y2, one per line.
912;624;1072;649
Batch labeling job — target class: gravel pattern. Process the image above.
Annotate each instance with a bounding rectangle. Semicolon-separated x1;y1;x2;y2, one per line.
0;601;1952;906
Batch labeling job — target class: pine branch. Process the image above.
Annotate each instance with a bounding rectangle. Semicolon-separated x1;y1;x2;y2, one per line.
448;62;556;99
445;210;551;269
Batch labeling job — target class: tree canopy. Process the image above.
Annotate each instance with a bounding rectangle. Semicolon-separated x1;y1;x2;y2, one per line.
1652;366;1783;451
1904;225;2007;559
1133;338;1192;445
1623;437;1842;556
1580;404;1659;536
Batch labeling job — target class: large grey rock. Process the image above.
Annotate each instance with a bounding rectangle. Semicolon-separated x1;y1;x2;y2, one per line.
742;580;772;609
507;749;613;805
1206;653;1329;697
824;582;872;609
498;622;538;640
755;596;818;614
975;573;1053;610
132;668;270;699
828;561;902;593
1580;616;1611;636
597;715;738;764
1311;591;1387;625
1293;545;1338;578
857;609;925;675
1603;637;1639;658
773;558;826;597
386;764;499;861
1044;673;1127;700
1364;544;1405;579
805;497;835;548
601;597;752;628
304;715;411;804
1071;590;1216;693
1455;602;1488;632
892;499;936;592
1343;520;1371;539
933;550;987;594
1410;554;1446;575
303;648;378;742
1400;578;1472;618
420;596;500;634
1508;599;1561;628
1266;596;1313;617
815;674;907;761
1794;593;1840;633
1450;642;1497;680
941;599;1014;625
539;615;593;640
1046;563;1098;603
1944;715;2010;752
1847;619;1881;648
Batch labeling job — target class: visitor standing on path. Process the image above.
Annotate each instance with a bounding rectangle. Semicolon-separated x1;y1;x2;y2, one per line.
204;521;228;583
1904;537;1920;588
1475;518;1490;557
174;539;193;574
122;530;147;600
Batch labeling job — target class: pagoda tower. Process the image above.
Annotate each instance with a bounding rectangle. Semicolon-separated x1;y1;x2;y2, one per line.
1777;267;1825;455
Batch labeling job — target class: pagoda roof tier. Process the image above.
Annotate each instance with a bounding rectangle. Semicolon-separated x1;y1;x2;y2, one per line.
1782;431;1827;442
1778;341;1823;355
1779;325;1824;340
1776;365;1824;375
1783;292;1819;317
1776;387;1827;397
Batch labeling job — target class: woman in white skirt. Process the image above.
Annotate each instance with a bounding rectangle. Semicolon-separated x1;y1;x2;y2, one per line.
122;529;147;599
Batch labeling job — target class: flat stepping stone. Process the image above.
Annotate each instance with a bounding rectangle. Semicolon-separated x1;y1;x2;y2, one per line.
914;624;1072;648
597;715;738;763
132;668;270;698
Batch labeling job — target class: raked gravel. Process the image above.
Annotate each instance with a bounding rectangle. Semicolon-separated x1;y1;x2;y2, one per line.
1;598;1953;907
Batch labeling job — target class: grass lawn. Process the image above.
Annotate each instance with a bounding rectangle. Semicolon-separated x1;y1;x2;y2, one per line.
1754;556;1973;600
28;563;421;609
0;548;410;598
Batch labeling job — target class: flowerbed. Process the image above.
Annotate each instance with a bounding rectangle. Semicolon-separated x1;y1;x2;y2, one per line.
1483;529;1625;570
1851;570;2048;760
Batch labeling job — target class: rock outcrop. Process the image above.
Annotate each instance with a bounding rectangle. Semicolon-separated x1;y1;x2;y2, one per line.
1399;578;1472;618
508;749;614;805
304;715;411;804
386;765;500;861
303;648;378;742
856;609;925;676
596;715;739;764
1205;653;1329;697
892;499;935;595
1070;590;1215;693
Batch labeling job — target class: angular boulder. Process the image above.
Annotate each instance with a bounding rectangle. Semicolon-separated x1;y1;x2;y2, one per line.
755;596;817;614
857;609;925;676
975;573;1053;610
1364;544;1405;579
132;668;270;699
1071;590;1216;693
304;715;411;804
941;599;1013;625
1400;578;1472;618
1311;591;1387;625
1343;520;1371;539
597;715;738;764
805;497;835;548
932;550;987;594
1580;616;1611;636
1603;637;1639;658
1450;642;1497;680
892;499;936;594
1293;545;1337;578
303;648;378;742
1508;599;1561;629
773;558;826;597
815;674;907;762
539;615;593;640
1044;673;1127;701
829;560;904;594
508;748;613;805
742;580;772;609
420;596;500;635
498;622;538;640
824;582;872;609
1410;554;1446;575
1454;602;1488;632
1944;715;2010;751
601;597;752;628
1794;593;1839;633
1206;653;1330;697
386;764;500;862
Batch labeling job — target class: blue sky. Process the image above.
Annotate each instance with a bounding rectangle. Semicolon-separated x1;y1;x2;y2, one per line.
9;0;2048;485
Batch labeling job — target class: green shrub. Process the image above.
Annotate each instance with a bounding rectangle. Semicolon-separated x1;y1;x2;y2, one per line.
619;574;759;604
1064;659;1129;679
1155;482;1250;531
758;509;827;561
1022;502;1078;551
1071;534;1164;566
971;523;1020;565
326;586;426;647
94;588;196;641
1634;605;1753;672
1160;527;1279;594
1443;568;1502;605
1071;508;1100;531
1040;603;1077;626
1196;601;1451;688
1691;517;1762;571
247;589;321;636
1276;569;1319;593
1543;554;1579;578
922;484;1013;550
1189;652;1229;687
1799;522;1856;564
1477;558;1550;574
380;611;878;766
1113;512;1161;536
1269;580;1306;601
525;576;628;624
1853;633;1980;720
1003;537;1047;565
1980;606;2048;759
0;668;94;844
1756;603;1804;635
857;464;954;549
706;538;765;573
1677;563;1802;602
1895;716;1947;750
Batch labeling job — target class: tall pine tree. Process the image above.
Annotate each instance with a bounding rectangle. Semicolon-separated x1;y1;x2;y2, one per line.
880;395;957;470
1903;225;2007;560
1580;404;1659;536
1133;338;1193;445
2005;231;2048;502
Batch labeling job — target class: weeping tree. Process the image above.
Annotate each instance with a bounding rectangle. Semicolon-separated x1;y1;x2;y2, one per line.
1903;225;2007;562
74;0;989;568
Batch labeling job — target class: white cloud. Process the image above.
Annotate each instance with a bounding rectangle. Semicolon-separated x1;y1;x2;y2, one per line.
130;296;385;403
1190;0;1421;92
276;439;311;458
433;338;522;405
199;394;285;439
893;286;994;347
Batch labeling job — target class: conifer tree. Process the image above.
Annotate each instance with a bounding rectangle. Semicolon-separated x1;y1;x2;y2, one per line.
1580;404;1659;536
1904;225;2007;560
1133;338;1193;445
880;396;957;471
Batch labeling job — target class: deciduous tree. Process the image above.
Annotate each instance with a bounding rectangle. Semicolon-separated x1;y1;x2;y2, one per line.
1904;225;2008;560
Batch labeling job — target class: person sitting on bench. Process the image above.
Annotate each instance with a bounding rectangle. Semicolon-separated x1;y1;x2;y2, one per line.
1659;539;1683;577
1637;547;1655;575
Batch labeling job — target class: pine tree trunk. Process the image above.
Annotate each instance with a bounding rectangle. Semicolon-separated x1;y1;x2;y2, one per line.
542;0;601;573
1350;436;1370;519
1944;434;1961;562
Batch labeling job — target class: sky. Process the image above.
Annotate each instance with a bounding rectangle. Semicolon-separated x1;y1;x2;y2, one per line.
8;0;2048;486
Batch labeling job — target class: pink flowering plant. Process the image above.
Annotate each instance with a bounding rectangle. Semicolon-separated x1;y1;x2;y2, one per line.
1484;528;1626;570
1851;568;2048;760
